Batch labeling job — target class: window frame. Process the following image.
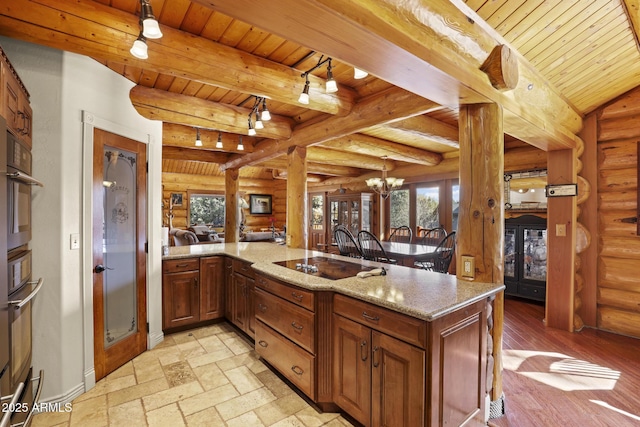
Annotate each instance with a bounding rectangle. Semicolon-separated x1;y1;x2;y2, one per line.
187;189;226;227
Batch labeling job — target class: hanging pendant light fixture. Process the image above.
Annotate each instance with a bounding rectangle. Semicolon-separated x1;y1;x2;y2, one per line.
237;135;245;151
260;98;271;121
299;55;338;104
365;156;404;199
129;32;148;59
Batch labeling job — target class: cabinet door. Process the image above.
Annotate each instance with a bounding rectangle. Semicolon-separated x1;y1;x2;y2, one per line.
3;66;20;133
332;314;371;426
371;331;425;427
246;276;255;339
231;272;248;331
200;256;224;321
224;258;234;320
162;270;200;330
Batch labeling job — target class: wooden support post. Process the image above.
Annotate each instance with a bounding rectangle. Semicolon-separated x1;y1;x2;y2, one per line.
287;146;308;248
224;168;240;243
546;149;577;331
458;103;505;406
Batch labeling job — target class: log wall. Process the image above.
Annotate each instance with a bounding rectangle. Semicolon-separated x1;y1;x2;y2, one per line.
595;86;640;338
162;172;287;232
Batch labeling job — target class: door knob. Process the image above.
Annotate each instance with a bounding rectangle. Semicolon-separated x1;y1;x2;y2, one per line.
94;264;113;273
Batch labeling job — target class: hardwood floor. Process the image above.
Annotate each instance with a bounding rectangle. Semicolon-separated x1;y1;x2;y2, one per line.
490;298;640;427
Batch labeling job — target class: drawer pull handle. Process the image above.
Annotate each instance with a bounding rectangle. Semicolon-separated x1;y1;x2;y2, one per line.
360;340;368;362
259;278;268;285
176;263;189;268
258;340;268;348
291;321;304;332
362;312;380;322
291;365;304;375
372;346;380;368
258;303;268;313
291;292;304;302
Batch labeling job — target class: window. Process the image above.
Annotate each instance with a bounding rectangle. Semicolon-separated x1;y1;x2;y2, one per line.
189;193;225;226
311;194;324;230
416;186;439;230
451;184;460;231
389;189;410;228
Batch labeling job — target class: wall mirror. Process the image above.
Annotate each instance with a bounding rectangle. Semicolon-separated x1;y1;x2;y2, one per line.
504;170;547;210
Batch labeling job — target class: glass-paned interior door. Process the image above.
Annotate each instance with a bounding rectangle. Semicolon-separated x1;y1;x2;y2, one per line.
523;227;547;282
102;148;137;347
504;227;517;279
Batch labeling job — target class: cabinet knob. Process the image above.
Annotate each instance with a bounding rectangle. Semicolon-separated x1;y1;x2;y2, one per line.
258;303;267;313
372;346;380;368
258;340;268;348
291;321;303;333
291;292;303;302
291;365;304;376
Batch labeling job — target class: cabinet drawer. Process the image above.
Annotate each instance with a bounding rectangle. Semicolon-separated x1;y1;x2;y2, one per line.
255;275;315;311
518;284;546;301
163;258;199;273
255;321;315;399
232;258;255;279
255;288;315;353
333;294;427;349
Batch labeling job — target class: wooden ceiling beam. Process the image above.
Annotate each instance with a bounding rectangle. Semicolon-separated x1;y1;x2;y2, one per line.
221;86;440;170
0;0;355;116
257;159;362;177
321;134;443;166
132;86;294;140
199;0;582;151
163;123;256;154
372;116;460;150
307;147;394;171
162;146;231;163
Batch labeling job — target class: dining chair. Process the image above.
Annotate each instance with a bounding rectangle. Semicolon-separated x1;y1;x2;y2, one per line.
357;230;397;264
389;225;413;243
334;226;363;258
419;226;447;246
420;231;456;273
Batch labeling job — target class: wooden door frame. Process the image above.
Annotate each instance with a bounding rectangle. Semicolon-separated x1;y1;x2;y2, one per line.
80;111;157;390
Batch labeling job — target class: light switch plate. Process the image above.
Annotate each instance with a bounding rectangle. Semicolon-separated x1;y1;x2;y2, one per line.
461;255;475;278
556;224;566;237
70;233;80;250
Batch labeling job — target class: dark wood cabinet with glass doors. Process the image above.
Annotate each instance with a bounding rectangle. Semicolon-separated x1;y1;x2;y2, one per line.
328;190;376;242
504;215;547;302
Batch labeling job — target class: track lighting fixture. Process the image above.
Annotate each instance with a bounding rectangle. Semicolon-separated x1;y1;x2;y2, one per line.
130;32;148;59
216;132;223;149
237;135;244;151
195;127;202;147
246;96;271;134
354;67;368;79
140;0;163;39
299;55;338;104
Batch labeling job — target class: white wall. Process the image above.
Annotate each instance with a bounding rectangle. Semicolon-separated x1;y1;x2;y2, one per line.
0;37;163;402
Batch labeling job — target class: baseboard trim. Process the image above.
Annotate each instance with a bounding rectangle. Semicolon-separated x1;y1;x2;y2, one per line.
149;330;164;349
33;382;85;413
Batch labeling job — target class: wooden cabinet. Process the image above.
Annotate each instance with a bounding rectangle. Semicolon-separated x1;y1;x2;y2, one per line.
328;190;376;240
1;50;32;147
332;294;425;426
227;258;255;338
254;274;317;400
162;256;224;331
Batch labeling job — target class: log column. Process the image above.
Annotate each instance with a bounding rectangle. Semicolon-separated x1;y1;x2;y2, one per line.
286;146;308;248
224;168;240;243
458;103;505;412
546;149;577;331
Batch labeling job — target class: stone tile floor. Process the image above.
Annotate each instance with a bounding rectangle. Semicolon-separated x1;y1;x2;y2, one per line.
31;322;354;427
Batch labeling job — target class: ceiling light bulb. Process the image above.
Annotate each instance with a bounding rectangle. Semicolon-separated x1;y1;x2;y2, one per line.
261;99;271;121
325;78;338;93
248;117;256;136
140;1;163;39
354;67;368;79
255;118;264;130
216;132;223;149
299;80;310;105
130;33;148;59
237;136;244;151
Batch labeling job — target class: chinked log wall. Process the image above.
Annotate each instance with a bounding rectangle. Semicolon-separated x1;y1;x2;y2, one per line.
595;86;640;338
162;173;287;230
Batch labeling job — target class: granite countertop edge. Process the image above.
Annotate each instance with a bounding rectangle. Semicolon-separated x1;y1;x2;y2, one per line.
163;242;505;321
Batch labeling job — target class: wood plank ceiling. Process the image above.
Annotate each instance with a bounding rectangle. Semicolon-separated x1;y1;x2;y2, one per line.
2;0;639;181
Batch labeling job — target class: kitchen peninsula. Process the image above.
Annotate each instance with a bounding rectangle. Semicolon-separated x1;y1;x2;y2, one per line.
163;242;504;427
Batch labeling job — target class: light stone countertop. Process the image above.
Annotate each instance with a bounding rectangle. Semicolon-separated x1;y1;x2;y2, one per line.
163;242;505;321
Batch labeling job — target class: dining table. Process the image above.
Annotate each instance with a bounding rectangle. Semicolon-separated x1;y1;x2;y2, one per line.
375;241;438;267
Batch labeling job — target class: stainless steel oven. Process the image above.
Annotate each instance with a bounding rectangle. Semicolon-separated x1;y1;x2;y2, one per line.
6;131;42;251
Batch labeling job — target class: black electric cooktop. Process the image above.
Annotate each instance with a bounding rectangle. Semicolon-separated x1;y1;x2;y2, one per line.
273;256;373;280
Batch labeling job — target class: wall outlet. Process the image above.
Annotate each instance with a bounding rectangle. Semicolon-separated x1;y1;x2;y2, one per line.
70;233;80;250
461;255;475;278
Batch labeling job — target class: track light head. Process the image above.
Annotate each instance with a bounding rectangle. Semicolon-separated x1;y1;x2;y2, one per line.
216;132;223;149
195;128;202;147
354;67;368;79
248;117;257;136
140;0;163;39
299;77;310;105
237;135;244;151
130;32;148;59
325;59;338;93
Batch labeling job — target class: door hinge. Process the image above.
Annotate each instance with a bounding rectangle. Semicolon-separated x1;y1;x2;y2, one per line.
146;322;149;333
146;161;149;173
145;241;148;253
